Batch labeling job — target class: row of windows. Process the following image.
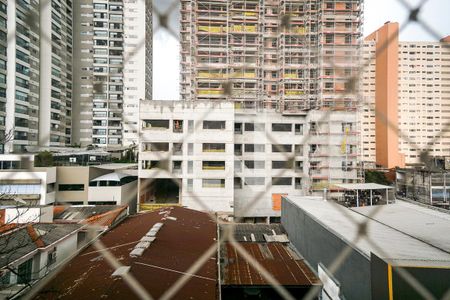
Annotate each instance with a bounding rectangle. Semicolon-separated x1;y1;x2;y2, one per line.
187;177;302;189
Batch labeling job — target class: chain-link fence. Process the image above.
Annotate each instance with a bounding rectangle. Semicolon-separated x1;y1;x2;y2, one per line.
1;0;450;299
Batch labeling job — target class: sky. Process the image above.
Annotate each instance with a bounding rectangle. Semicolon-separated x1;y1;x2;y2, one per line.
153;0;450;100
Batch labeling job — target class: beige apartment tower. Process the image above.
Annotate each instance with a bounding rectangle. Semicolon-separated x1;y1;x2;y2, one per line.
362;22;450;167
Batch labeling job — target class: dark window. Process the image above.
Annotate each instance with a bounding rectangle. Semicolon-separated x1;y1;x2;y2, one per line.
272;144;292;152
272;123;292;132
244;160;265;169
244;123;265;131
244;144;265;152
17;259;32;284
272;161;293;169
203;120;225;130
272;177;292;186
58;184;85;191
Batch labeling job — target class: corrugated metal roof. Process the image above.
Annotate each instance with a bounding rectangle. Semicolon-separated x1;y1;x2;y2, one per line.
285;197;450;267
34;207;217;300
333;183;394;190
222;242;320;286
221;224;286;242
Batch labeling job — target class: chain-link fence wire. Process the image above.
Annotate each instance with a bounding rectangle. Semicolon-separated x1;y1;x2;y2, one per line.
1;0;450;299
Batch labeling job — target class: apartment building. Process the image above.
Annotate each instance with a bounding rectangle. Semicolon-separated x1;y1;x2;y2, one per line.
362;22;450;167
72;0;152;148
180;0;363;112
138;100;359;219
0;0;73;153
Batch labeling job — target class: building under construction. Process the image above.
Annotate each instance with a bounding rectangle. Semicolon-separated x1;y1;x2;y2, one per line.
180;0;363;113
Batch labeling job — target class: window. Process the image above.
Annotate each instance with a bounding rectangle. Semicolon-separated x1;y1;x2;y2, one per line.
173;120;183;133
244;123;265;131
295;124;303;135
203;120;225;130
47;248;57;266
203;143;225;152
234;123;243;134
244;177;265;186
272;123;292;132
272;177;292;186
187;179;193;191
143;119;169;129
58;184;85;191
244;160;265;169
272;161;292;169
188;143;194;155
295;145;303;155
149;143;169;152
234;177;243;189
202;179;225;188
272;144;292;152
244;144;265;152
202;161;225;170
295;178;302;189
235;144;242;155
17;259;32;284
188;120;194;133
173;143;183;155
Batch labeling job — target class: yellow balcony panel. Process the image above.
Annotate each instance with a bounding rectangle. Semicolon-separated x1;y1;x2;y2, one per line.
198;90;223;95
285;90;304;95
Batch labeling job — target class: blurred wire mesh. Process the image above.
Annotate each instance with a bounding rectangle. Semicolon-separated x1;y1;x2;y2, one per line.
0;0;449;299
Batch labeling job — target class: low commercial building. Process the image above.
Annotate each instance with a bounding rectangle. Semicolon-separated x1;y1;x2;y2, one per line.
0;154;138;210
0;155;56;205
139;100;360;219
396;168;450;209
282;197;450;299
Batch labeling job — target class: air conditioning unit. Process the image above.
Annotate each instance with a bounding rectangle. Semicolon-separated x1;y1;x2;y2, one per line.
89;156;96;161
69;157;77;163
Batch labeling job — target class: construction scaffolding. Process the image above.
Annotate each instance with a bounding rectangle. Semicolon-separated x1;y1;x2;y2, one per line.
180;0;363;114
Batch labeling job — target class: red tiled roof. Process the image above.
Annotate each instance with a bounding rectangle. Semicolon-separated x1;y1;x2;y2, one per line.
33;206;217;300
81;206;127;227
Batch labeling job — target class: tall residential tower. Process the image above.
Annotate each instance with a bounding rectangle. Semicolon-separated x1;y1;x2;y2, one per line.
73;0;152;148
362;22;450;167
180;0;363;113
1;0;73;153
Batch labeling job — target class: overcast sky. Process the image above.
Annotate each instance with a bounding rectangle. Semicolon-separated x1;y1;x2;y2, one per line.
153;0;450;100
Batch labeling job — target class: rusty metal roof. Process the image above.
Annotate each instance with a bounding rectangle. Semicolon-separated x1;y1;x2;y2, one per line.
221;242;320;286
34;207;217;300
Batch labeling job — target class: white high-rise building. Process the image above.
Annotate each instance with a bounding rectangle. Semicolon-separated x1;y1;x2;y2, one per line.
0;0;73;153
72;0;152;148
138;100;360;219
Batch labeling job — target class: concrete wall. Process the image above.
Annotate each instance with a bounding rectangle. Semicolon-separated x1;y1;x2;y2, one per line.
55;166;110;204
281;197;371;300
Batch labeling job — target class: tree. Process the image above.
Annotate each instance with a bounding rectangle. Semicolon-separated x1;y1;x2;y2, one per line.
365;170;392;185
34;151;54;167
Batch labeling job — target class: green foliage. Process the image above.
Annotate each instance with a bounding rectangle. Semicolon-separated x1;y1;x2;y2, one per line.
365;170;391;185
34;151;54;167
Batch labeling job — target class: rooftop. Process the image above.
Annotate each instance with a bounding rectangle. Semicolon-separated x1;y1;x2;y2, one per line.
34;207;217;299
0;224;83;268
53;205;128;227
333;183;394;190
285;197;450;267
219;224;320;287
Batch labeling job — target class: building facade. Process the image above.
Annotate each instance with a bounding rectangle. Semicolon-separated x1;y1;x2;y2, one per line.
180;0;363;113
362;22;450;167
72;0;152;148
138;100;360;218
1;0;73;153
